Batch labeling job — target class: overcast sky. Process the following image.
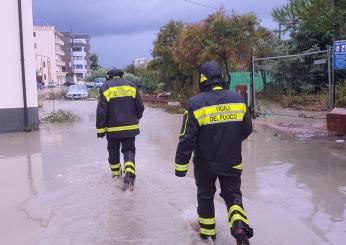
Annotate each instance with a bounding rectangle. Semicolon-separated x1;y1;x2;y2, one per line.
33;0;287;69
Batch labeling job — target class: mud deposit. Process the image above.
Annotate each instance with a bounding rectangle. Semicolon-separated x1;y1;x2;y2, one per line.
0;101;345;244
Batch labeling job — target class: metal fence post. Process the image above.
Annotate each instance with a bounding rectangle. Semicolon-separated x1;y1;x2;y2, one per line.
251;56;256;118
327;46;333;110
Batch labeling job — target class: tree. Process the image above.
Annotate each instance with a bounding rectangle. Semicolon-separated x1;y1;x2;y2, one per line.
90;53;100;70
152;20;186;89
272;0;346;50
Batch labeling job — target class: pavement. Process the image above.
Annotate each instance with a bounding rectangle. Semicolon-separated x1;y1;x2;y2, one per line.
0;100;345;245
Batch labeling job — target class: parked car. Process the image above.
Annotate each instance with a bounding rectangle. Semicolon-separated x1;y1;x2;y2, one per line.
37;82;44;90
94;78;106;89
63;81;76;87
48;81;56;88
66;85;89;99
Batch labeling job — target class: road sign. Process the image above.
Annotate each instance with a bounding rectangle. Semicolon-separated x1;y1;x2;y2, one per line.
334;40;346;70
313;59;326;65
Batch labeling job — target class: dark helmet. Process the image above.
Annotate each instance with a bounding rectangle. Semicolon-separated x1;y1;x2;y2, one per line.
107;68;124;79
199;61;226;92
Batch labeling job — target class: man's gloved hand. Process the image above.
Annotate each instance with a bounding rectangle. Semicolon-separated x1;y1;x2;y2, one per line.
97;132;106;138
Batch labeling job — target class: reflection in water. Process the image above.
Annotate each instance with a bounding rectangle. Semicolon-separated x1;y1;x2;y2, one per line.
2;101;345;244
244;126;346;244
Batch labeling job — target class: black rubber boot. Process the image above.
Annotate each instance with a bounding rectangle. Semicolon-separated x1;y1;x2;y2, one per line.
122;173;136;191
232;228;250;245
200;234;216;241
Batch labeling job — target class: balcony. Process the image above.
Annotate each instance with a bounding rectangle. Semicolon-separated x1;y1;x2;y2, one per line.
55;38;64;46
56;60;65;67
55;49;65;56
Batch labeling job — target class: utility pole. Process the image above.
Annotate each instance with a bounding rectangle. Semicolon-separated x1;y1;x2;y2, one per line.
70;28;74;79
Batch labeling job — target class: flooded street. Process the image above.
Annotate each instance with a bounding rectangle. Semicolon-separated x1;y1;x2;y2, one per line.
1;100;346;244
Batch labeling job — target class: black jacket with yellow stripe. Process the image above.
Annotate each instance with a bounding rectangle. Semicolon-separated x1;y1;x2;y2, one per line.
96;78;144;138
175;85;252;177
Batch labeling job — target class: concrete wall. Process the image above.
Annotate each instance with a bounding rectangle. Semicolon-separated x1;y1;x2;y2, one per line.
0;0;39;132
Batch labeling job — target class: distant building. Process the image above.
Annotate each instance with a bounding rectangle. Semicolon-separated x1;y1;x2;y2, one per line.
33;25;67;85
0;0;39;132
62;32;91;79
133;57;152;68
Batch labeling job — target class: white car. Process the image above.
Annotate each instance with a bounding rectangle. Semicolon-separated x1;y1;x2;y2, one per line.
66;85;88;99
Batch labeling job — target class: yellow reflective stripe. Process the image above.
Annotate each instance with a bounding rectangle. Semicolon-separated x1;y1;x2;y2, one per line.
103;86;136;101
193;103;247;119
232;163;243;170
97;128;106;133
228;205;247;218
200;228;216;236
229;214;249;226
212;86;223;90
124;162;135;168
180;111;189;136
112;170;121;175
199;217;216;225
111;163;121;169
125;168;136;175
175;163;188;171
107;125;139;132
196;112;245;126
200;74;208;83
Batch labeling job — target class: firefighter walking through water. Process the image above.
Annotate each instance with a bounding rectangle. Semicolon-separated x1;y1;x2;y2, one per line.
96;69;144;191
175;61;253;244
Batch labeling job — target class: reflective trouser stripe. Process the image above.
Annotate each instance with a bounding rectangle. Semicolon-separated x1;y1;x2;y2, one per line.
124;162;135;168
175;163;188;171
229;214;249;226
199;217;216;225
112;170;121;175
110;163;121;170
124;162;136;175
110;163;121;176
228;205;247;218
124;168;136;175
200;228;216;236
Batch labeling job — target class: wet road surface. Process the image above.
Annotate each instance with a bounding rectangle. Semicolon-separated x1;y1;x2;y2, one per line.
0;100;345;244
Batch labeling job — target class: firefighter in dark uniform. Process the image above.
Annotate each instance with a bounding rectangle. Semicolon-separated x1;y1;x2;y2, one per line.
96;69;144;191
175;61;253;244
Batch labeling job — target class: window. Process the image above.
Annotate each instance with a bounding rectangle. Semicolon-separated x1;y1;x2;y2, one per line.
74;65;83;69
33;32;36;37
72;47;82;52
73;56;83;60
44;74;47;81
43;61;46;67
34;43;37;49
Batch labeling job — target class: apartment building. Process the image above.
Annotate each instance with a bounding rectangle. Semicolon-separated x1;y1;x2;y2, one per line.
33;25;66;85
0;0;39;132
134;57;152;68
62;33;91;79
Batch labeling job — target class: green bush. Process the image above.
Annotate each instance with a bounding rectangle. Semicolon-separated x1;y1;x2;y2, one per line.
86;69;107;82
280;92;328;111
336;81;346;107
42;110;79;123
88;88;99;100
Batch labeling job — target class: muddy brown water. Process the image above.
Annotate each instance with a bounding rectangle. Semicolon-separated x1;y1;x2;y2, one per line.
0;100;345;245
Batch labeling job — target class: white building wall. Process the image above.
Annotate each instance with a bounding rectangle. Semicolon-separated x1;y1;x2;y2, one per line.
34;26;57;84
0;0;37;109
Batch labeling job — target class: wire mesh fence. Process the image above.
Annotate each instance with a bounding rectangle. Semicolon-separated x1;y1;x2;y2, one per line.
253;51;330;116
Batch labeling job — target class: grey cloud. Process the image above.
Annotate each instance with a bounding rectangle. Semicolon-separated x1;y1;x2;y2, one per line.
33;0;286;67
33;0;285;36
